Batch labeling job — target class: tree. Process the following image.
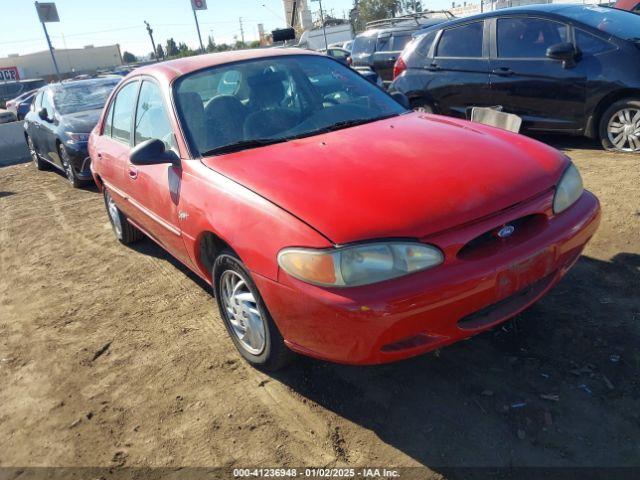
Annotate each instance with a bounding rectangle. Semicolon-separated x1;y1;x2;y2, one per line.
156;43;165;60
206;35;216;53
165;38;178;57
248;40;261;49
122;51;137;63
358;0;401;26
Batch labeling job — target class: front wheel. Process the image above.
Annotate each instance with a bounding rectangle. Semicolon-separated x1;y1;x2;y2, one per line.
213;251;293;371
27;136;46;170
59;144;86;188
599;99;640;153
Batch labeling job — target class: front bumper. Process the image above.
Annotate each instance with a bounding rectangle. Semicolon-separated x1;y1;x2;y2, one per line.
254;191;601;365
63;141;92;180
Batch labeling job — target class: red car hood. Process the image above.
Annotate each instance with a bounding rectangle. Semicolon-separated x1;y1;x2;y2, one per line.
201;113;567;244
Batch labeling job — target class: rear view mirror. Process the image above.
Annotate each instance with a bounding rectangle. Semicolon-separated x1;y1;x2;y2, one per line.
546;42;577;67
130;139;179;166
38;108;50;121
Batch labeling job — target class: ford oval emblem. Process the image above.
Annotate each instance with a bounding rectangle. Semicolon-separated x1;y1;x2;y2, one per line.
497;225;515;239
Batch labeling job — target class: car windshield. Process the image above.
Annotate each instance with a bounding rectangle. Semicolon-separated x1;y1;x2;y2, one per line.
53;79;120;115
562;5;640;39
174;55;406;156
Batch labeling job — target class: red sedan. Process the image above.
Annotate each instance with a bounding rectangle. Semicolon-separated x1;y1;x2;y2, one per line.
89;49;600;370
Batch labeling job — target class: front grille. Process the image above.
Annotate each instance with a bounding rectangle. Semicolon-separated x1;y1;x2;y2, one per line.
457;272;555;330
457;214;547;261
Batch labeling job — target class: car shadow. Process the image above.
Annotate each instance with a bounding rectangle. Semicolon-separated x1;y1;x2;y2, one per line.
265;253;640;470
531;134;602;152
0;191;15;199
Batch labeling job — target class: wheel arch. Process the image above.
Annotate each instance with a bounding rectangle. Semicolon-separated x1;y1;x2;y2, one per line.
196;230;238;278
587;89;640;138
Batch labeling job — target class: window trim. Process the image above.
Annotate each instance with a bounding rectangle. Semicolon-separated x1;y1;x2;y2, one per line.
490;15;571;61
434;20;487;59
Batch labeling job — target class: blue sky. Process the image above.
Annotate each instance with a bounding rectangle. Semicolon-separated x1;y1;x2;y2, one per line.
0;0;450;58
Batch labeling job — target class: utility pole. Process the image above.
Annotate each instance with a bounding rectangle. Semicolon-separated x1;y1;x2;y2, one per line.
144;21;158;61
239;17;245;45
317;0;328;50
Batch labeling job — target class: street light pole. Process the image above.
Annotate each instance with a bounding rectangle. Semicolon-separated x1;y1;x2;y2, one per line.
317;0;328;50
34;1;61;81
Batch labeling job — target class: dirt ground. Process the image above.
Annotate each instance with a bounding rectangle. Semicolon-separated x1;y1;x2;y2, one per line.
0;136;639;478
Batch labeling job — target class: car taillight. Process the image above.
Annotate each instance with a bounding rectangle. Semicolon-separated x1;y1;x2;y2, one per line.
393;56;407;80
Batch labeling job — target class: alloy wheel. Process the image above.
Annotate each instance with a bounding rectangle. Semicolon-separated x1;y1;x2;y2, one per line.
59;146;76;184
220;270;266;355
607;108;640;153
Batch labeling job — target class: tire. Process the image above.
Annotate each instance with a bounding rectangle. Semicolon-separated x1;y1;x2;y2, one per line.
59;144;87;188
103;188;143;244
213;251;293;371
27;135;47;170
599;98;640;153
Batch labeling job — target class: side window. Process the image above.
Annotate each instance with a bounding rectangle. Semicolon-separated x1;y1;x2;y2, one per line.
40;90;54;116
415;30;438;56
32;91;43;112
392;34;412;52
436;22;483;58
110;81;139;144
575;29;615;55
103;98;115;137
134;80;176;150
497;18;568;59
634;2;640;12
376;35;392;52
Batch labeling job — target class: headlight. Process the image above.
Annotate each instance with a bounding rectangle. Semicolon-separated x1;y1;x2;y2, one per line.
65;132;90;144
278;242;444;287
553;163;583;214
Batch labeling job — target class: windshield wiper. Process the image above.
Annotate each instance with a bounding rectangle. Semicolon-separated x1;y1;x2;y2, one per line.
201;138;287;156
316;113;403;134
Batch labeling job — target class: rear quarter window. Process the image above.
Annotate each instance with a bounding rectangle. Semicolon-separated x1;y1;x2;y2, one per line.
415;30;439;56
352;35;377;55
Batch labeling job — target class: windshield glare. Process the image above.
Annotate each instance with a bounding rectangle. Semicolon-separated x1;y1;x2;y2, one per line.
53;80;120;115
563;5;640;39
174;55;405;156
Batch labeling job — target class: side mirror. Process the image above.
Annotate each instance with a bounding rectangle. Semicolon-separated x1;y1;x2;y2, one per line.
129;139;179;166
38;107;50;121
391;91;410;109
546;42;577;67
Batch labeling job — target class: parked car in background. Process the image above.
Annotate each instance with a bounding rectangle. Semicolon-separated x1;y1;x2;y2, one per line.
320;47;351;65
0;109;17;124
90;49;599;370
24;77;121;187
392;5;640;152
615;0;640;12
298;23;353;51
5;89;37;120
0;78;45;108
351;11;453;86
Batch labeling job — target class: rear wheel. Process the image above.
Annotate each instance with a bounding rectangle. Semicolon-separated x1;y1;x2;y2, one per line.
103;188;143;244
27;136;46;170
213;251;293;371
599;99;640;153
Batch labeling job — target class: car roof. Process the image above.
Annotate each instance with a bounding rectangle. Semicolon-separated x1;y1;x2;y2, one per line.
48;77;121;91
129;48;320;83
356;19;445;38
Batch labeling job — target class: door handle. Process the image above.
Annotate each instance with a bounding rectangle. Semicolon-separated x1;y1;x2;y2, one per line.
426;62;440;71
492;67;514;77
128;165;138;180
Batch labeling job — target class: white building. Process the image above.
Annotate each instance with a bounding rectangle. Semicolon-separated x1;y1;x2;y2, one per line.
0;44;123;80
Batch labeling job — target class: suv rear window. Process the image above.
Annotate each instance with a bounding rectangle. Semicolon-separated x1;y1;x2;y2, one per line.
437;22;483;58
352;35;377;55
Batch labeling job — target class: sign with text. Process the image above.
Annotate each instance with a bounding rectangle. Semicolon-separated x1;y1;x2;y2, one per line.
0;67;20;81
35;2;60;22
191;0;207;10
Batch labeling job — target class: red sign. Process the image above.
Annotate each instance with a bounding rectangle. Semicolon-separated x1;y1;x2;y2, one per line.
0;67;20;81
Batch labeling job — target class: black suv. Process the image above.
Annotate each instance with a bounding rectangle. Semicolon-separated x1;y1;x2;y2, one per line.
391;5;640;152
350;11;453;86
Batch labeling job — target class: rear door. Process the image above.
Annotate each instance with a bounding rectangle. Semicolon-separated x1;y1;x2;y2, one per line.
39;89;60;165
489;16;587;132
428;20;492;118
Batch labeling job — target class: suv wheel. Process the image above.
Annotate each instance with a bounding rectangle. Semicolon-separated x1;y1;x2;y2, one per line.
103;188;143;244
213;251;293;371
599;99;640;153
